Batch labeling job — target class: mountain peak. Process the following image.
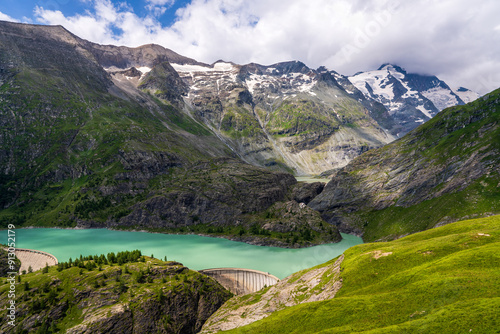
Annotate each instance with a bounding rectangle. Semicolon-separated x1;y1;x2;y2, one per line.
377;63;407;74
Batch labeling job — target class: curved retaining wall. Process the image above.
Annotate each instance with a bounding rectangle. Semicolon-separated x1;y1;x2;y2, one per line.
199;268;279;295
15;248;58;273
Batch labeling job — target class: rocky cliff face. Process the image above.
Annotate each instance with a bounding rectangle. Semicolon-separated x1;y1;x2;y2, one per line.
0;254;232;334
310;89;500;241
171;60;395;175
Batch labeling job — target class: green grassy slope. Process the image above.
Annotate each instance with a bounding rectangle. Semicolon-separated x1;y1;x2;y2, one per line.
225;215;500;333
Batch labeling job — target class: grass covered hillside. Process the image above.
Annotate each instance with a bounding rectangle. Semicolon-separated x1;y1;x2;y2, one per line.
310;88;500;241
221;215;500;333
0;250;232;333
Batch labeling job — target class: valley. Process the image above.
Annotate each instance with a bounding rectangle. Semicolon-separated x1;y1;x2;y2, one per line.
0;19;499;334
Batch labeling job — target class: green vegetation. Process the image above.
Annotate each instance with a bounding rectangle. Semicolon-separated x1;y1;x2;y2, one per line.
225;215;500;333
0;246;20;277
220;108;263;139
267;100;339;139
0;250;232;333
359;175;500;242
359;90;500;241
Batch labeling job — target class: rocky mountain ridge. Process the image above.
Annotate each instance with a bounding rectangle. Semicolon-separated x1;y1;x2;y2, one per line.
70;31;475;175
164;60;477;174
310;88;500;241
346;64;479;136
169;60;394;175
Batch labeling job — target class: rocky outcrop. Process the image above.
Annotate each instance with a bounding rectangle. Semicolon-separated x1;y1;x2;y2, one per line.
138;61;189;106
0;257;232;334
83;42;204;69
290;181;325;204
101;159;341;247
200;254;345;333
114;159;295;227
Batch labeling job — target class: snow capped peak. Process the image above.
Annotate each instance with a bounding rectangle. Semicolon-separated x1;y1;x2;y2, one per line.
345;63;476;136
212;62;235;71
453;86;479;104
137;66;151;75
377;63;407;74
171;62;236;73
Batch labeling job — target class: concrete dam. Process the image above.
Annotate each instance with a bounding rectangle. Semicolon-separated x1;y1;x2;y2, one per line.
15;248;58;273
199;268;279;295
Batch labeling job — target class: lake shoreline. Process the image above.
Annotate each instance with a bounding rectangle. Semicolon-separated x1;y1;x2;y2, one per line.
3;228;364;279
12;224;352;249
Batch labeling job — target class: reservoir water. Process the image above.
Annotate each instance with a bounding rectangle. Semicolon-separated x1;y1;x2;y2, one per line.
4;228;363;279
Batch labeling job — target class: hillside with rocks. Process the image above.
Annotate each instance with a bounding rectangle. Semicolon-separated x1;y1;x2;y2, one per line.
310;88;500;241
0;251;232;333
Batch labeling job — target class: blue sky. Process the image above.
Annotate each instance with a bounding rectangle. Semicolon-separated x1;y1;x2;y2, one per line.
0;0;191;28
1;0;500;95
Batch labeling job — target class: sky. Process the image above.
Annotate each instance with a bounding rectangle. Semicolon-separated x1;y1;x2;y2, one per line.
0;0;499;95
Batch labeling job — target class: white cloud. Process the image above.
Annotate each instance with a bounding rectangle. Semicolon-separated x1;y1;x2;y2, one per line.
146;0;175;5
32;0;500;95
145;0;175;17
0;11;19;22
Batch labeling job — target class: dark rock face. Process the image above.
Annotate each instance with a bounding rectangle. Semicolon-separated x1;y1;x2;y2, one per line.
84;42;205;69
262;200;342;242
291;182;325;204
115;150;183;181
139;61;189;106
113;158;297;229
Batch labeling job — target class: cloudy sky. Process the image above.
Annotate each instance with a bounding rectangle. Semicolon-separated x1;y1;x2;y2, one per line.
1;0;499;94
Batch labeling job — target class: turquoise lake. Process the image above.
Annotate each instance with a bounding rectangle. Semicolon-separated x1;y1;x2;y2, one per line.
3;229;363;279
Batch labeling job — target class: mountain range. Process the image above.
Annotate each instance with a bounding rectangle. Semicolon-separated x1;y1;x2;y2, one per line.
0;19;499;334
0;20;491;247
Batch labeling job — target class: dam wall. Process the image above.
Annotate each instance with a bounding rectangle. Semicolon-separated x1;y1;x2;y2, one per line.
199;268;279;295
15;248;58;273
